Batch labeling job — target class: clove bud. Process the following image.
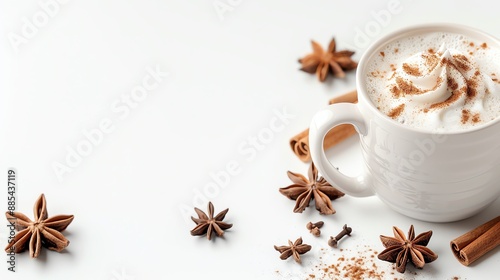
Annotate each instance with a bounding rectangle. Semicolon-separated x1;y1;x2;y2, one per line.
306;221;324;237
328;224;352;248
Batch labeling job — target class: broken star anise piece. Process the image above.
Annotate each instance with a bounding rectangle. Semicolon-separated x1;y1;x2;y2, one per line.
190;201;232;240
279;162;344;215
5;193;74;258
274;237;312;264
378;225;438;273
298;38;358;82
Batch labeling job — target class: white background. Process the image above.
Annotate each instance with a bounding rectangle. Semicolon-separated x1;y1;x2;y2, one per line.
1;0;499;279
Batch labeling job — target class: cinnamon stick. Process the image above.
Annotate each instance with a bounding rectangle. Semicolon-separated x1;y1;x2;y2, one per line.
450;215;500;266
290;90;358;162
328;90;358;104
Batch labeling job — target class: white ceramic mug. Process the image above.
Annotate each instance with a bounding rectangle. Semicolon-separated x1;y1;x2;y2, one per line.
309;23;500;222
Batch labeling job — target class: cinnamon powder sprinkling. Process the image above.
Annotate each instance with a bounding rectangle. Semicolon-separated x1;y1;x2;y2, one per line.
430;86;466;109
422;53;439;71
440;57;448;66
380;51;385;57
423;53;479;104
402;63;421;76
390;85;401;98
277;244;450;280
472;113;481;123
304;246;396;280
462;110;470;124
481;42;488;49
452;54;471;71
447;77;458;90
370;71;387;78
492;73;499;83
466;79;478;99
395;77;422;95
388;104;405;119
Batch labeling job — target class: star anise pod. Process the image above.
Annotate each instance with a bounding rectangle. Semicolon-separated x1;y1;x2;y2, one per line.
274;237;312;264
190;201;232;240
298;38;358;82
378;225;438;273
279;162;344;215
5;194;74;258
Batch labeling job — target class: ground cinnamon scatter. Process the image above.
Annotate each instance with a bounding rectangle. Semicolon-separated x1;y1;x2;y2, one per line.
303;245;401;280
390;64;396;71
423;53;441;72
466;79;478;99
481;42;488;49
462;110;470;124
370;70;387;78
394;48;399;53
469;42;474;47
422;53;439;69
452;54;471;71
388;104;405;119
395;77;422;95
462;110;481;124
390;85;401;97
455;54;470;62
380;51;385;57
472;113;481;123
402;63;421;76
447;77;458;90
440;57;448;66
492;73;499;83
428;48;435;54
430;86;466;109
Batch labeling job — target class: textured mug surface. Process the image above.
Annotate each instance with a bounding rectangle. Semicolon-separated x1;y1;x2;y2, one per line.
309;23;500;222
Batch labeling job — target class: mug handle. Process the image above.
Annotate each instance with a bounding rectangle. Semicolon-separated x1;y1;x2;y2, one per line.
309;103;374;197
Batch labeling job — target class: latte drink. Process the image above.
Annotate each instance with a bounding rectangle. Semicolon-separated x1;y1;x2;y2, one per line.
366;31;500;132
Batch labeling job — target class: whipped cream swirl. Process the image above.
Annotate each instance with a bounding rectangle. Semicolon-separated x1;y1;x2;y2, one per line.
386;43;499;129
